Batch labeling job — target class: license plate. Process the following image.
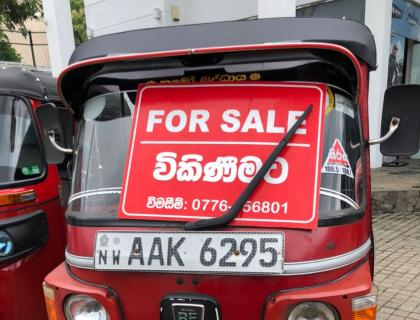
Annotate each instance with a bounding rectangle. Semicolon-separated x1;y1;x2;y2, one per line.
94;231;284;275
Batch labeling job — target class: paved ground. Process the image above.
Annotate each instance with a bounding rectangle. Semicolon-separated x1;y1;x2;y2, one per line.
374;211;420;320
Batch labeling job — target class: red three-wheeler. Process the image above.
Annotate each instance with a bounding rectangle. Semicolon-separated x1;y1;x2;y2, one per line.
0;68;72;320
43;18;418;320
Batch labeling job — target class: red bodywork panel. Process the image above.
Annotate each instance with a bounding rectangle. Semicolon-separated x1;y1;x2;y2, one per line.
264;260;372;320
63;214;371;320
45;262;123;320
48;42;374;320
46;258;371;320
67;218;370;261
0;101;67;320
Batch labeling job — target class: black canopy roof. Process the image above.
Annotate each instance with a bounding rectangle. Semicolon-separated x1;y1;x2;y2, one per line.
69;17;376;69
0;67;59;101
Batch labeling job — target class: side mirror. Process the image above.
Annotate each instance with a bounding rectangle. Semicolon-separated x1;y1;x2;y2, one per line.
36;103;73;164
57;106;74;151
378;85;420;156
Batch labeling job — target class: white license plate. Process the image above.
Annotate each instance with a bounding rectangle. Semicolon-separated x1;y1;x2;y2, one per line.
94;231;284;275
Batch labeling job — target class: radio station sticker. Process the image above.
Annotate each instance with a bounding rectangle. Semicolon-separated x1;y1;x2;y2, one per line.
118;82;326;229
321;139;354;178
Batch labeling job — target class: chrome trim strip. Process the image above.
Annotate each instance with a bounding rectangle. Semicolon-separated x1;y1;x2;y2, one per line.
70;187;122;199
65;238;371;275
68;188;122;204
66;251;95;269
320;188;360;210
282;238;371;275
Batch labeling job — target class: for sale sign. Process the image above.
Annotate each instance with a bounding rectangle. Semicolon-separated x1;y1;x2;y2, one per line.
119;83;326;229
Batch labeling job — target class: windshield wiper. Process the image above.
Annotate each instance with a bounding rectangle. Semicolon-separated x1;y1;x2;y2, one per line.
184;104;313;230
10;98;16;152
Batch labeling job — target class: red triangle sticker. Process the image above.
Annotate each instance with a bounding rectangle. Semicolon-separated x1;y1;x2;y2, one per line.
321;139;354;178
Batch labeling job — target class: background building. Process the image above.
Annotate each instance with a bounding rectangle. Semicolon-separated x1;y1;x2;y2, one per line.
4;17;50;69
41;0;419;167
84;0;258;38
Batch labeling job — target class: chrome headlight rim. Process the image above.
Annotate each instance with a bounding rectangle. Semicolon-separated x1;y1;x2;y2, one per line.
64;294;109;320
287;301;339;320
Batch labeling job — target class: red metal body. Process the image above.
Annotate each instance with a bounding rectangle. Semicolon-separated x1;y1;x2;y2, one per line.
0;101;67;320
45;42;374;320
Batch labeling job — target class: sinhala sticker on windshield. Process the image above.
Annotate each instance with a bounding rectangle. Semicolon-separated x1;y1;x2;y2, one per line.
321;139;354;178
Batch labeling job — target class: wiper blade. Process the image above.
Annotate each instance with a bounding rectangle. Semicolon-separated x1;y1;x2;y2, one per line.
184;104;313;230
10;98;16;152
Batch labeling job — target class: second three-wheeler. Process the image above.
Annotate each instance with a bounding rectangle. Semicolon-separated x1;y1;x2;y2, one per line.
0;68;72;320
43;18;417;320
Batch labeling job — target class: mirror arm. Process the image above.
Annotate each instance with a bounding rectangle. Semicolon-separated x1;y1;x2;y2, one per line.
369;117;400;145
47;130;74;154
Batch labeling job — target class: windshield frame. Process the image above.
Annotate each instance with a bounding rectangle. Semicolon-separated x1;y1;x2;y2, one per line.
66;84;367;228
0;92;47;189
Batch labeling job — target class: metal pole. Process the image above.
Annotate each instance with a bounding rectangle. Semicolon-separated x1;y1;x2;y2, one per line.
28;31;36;67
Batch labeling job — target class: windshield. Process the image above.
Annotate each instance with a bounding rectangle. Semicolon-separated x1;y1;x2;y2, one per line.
68;85;364;221
0;95;44;186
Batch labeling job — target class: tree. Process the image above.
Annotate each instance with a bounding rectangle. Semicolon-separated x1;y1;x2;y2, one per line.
0;0;41;32
71;0;87;45
0;0;41;62
0;32;21;62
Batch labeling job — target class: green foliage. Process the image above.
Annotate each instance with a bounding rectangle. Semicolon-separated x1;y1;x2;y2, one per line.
0;0;41;62
71;0;87;44
0;0;41;32
0;31;21;62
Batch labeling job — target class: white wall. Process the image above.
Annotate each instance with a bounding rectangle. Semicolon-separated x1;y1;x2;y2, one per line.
258;0;296;17
84;0;301;36
296;0;327;6
42;0;75;76
84;0;258;37
365;0;393;168
84;0;166;37
179;0;257;24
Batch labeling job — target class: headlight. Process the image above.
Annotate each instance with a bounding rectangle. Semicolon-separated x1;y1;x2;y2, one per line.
64;294;109;320
288;302;337;320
